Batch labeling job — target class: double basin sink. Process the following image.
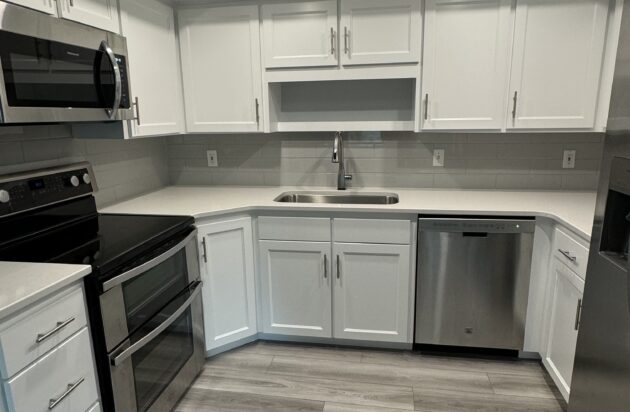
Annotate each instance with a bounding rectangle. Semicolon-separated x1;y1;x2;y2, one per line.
274;191;399;205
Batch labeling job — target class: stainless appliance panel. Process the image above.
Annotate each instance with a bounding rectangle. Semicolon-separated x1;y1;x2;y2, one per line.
0;2;133;123
415;218;534;350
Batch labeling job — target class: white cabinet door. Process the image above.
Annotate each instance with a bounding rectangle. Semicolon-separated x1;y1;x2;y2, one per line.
259;241;332;338
422;0;512;130
543;259;585;401
262;1;338;68
508;0;608;129
179;5;263;133
340;0;421;66
120;0;183;138
58;0;120;32
198;218;257;351
333;243;411;343
4;0;57;15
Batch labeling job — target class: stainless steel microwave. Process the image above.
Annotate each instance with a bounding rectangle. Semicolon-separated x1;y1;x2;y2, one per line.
0;3;134;124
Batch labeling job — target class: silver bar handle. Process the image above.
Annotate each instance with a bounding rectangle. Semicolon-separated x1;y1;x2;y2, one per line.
255;98;260;125
330;27;336;55
100;41;122;120
133;96;141;126
111;281;202;367
48;377;84;410
344;26;349;54
323;254;328;279
558;249;577;263
424;93;429;121
103;229;197;291
574;298;583;330
36;317;75;343
201;237;208;263
512;91;518;121
336;255;341;280
68;0;73;7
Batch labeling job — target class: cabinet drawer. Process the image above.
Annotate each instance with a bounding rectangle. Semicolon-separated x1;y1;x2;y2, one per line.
258;217;331;241
334;218;411;244
4;327;98;412
0;284;87;379
554;228;589;280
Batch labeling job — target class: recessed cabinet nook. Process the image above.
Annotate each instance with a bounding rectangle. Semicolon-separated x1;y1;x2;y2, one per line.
63;0;622;138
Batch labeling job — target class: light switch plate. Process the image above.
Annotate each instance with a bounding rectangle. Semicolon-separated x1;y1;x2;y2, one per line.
433;149;445;167
207;150;218;167
563;150;576;169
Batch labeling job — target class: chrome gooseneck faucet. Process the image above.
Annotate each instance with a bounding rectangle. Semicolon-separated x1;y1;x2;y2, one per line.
332;131;352;190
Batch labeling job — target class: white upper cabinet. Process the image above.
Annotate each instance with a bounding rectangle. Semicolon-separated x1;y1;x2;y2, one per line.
5;0;57;15
340;0;421;66
333;242;411;343
57;0;120;32
421;0;512;130
120;0;183;137
508;0;609;129
259;240;332;338
179;5;263;133
262;0;339;68
198;218;257;352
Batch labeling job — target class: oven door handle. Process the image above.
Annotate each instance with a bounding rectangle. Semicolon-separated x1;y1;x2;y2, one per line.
102;229;197;292
99;40;122;120
110;280;202;367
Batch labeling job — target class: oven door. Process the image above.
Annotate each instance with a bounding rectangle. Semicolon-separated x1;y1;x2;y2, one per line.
0;3;133;123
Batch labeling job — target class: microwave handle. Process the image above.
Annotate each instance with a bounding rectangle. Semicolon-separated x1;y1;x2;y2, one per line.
99;40;122;120
109;280;202;367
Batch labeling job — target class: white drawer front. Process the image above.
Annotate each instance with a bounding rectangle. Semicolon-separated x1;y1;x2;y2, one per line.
0;285;87;379
258;217;331;241
334;218;411;244
554;228;589;280
4;327;98;412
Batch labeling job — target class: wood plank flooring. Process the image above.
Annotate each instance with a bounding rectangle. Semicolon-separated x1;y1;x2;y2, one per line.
175;341;567;412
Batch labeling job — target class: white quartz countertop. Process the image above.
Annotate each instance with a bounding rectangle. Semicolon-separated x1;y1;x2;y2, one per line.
0;262;91;320
102;186;597;239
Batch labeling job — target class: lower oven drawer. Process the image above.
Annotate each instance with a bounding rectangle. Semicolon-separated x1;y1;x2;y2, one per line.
4;327;98;412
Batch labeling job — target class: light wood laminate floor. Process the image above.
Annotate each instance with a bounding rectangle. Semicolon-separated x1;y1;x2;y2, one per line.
175;341;567;412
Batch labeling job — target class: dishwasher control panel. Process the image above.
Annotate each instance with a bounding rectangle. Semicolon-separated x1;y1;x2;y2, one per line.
418;217;536;234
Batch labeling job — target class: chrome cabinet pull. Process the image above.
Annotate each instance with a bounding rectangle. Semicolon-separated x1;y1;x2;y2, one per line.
133;96;141;126
69;0;73;6
512;91;518;121
344;26;349;54
330;27;336;55
255;98;260;125
48;377;84;410
336;255;341;280
323;254;328;279
201;238;208;263
558;249;577;263
574;298;583;330
36;317;75;343
424;93;429;120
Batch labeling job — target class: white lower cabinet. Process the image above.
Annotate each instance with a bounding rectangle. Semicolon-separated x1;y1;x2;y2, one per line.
333;243;411;343
543;258;584;401
198;218;257;351
259;240;332;338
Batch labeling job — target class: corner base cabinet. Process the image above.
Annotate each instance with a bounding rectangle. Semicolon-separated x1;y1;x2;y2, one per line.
198;217;258;352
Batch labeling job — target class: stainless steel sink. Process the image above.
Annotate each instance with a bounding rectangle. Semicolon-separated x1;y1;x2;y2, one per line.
274;191;399;205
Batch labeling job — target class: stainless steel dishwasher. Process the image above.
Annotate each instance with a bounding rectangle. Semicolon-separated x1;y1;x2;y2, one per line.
415;217;535;351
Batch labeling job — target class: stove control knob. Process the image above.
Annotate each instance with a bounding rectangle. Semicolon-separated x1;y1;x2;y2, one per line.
69;175;80;187
0;190;9;204
82;173;91;184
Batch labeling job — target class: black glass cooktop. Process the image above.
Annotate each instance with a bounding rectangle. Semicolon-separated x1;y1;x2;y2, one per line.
0;196;194;282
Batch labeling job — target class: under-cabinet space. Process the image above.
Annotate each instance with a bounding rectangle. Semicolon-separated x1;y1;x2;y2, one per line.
268;78;417;131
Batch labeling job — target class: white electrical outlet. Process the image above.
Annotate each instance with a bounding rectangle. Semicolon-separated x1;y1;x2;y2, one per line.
207;150;218;167
433;149;445;167
563;150;576;169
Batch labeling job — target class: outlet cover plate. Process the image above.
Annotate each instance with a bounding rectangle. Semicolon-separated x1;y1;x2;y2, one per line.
207;150;218;167
433;149;445;167
563;150;576;169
